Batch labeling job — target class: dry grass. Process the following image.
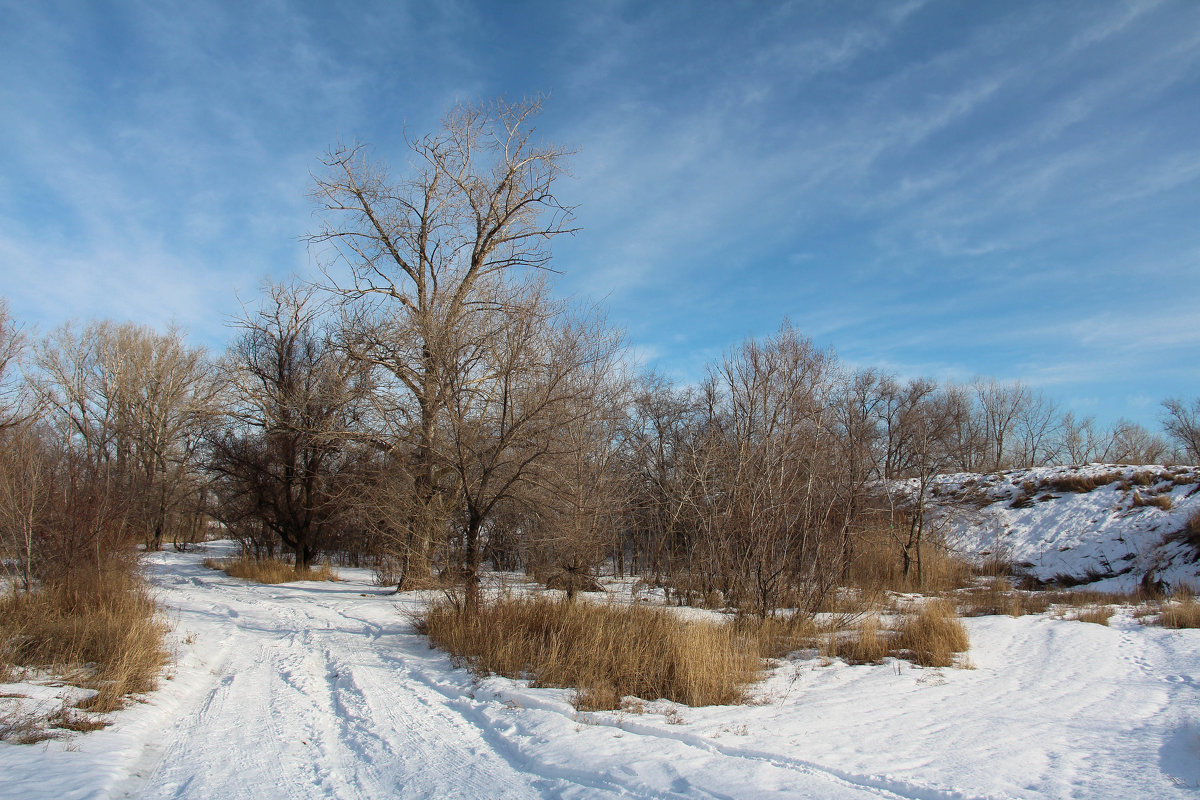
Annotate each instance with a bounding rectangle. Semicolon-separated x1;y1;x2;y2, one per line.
823;615;892;665
420;595;761;709
958;578;1052;618
845;529;978;595
1068;606;1115;626
1044;472;1123;494
204;556;338;584
1157;593;1200;629
0;570;168;714
894;601;970;667
1131;492;1173;510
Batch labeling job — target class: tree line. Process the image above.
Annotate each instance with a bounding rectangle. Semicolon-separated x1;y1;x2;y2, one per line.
2;98;1198;614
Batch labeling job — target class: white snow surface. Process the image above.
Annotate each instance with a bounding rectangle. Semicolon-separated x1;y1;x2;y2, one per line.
915;464;1200;590
4;541;1200;799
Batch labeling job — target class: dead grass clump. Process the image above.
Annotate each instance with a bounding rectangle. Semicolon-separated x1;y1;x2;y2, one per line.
825;615;891;665
1147;494;1173;511
1045;472;1122;493
845;528;977;595
735;613;820;660
1157;593;1200;629
1130;470;1158;487
420;595;761;709
1069;606;1114;626
894;601;970;668
205;556;338;584
0;570;168;713
959;578;1045;617
1175;510;1200;552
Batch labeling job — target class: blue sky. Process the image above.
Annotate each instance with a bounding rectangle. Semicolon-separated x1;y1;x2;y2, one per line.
1;0;1197;427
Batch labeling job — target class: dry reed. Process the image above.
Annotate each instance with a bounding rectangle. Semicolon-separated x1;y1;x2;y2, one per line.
420;595;761;709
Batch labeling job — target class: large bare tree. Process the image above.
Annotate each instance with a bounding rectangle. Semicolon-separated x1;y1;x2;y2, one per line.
308;97;576;587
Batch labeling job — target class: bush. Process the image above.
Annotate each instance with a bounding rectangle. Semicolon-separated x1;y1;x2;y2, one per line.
204;556;337;584
420;595;761;709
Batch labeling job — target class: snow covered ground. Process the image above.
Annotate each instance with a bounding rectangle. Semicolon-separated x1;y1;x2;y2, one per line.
919;464;1200;591
3;540;1200;799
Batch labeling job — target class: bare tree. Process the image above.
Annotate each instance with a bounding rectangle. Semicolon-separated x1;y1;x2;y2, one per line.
309;96;576;587
1162;398;1200;463
436;285;624;607
30;321;218;551
1101;419;1171;465
208;281;369;569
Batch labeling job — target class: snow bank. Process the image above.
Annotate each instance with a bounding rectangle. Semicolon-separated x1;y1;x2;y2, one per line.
913;464;1200;590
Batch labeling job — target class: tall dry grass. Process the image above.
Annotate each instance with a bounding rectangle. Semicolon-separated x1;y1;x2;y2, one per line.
420;595;761;709
1157;591;1200;629
894;600;970;667
0;569;168;713
204;556;337;584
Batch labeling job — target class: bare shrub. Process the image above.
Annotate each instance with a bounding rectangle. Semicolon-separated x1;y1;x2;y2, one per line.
0;569;168;713
420;595;761;708
894;601;970;667
204;556;338;584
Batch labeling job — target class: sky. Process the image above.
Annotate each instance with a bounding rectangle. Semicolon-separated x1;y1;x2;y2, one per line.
0;0;1197;428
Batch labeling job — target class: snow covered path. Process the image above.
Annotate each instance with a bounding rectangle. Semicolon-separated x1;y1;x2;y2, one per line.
4;544;1200;799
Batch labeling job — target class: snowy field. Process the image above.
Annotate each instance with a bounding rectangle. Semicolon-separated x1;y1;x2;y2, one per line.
3;541;1200;799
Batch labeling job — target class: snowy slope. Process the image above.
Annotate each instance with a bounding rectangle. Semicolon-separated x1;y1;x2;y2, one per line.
915;464;1200;590
3;542;1200;798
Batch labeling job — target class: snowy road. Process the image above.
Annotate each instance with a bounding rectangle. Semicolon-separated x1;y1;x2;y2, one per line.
3;544;1200;799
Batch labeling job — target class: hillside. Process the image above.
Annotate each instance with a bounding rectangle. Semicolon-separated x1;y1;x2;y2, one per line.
916;464;1200;591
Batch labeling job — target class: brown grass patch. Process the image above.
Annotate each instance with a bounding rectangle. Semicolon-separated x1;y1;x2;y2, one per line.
420;595;761;709
1044;472;1123;493
1157;593;1200;629
894;600;970;667
204;556;338;584
1068;606;1114;626
823;615;892;665
0;570;168;714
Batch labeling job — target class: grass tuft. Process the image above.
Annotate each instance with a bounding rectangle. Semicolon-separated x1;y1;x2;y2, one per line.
1069;606;1114;626
894;601;970;668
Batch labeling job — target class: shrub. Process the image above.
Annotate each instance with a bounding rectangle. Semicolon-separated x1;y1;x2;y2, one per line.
204;556;337;584
894;601;970;667
420;595;761;709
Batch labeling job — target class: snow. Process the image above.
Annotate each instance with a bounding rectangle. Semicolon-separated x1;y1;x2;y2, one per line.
3;539;1200;798
916;464;1200;590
